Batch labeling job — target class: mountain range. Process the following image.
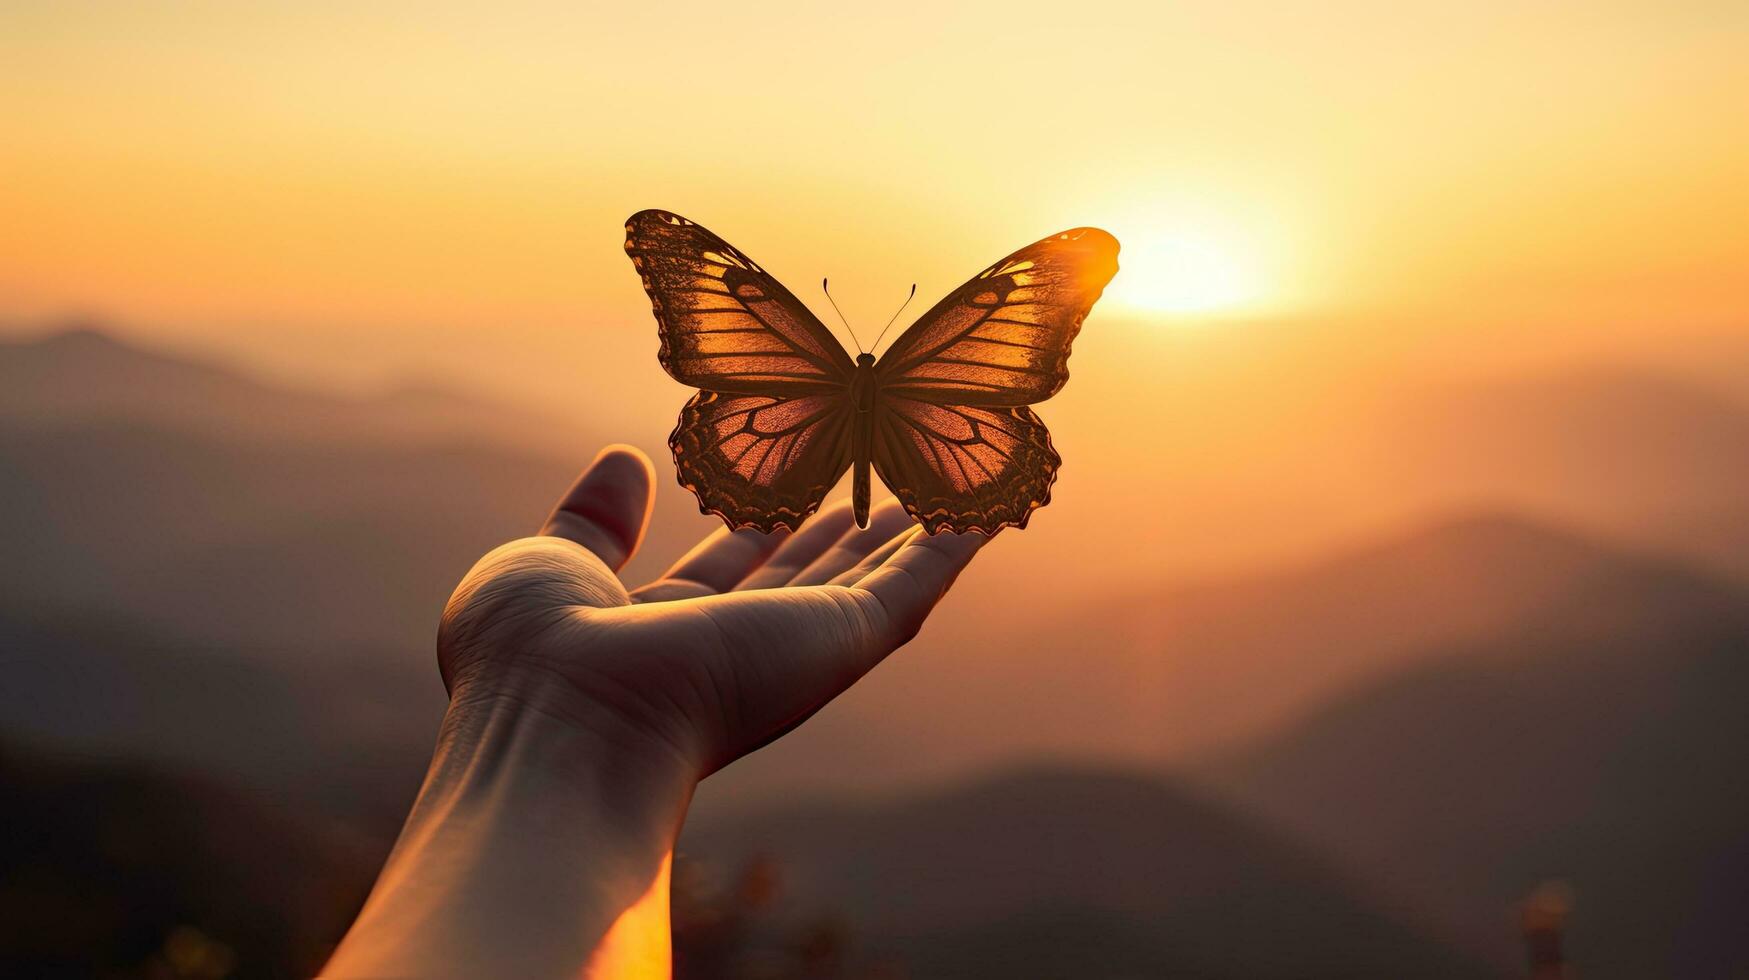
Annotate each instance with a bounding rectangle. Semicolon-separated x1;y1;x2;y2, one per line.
1201;555;1749;979
682;768;1494;979
1380;366;1749;582
3;324;1743;977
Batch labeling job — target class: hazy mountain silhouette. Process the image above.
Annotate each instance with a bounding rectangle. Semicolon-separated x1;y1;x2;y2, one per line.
1025;512;1636;760
1384;367;1749;581
0;738;376;980
0;421;569;653
0;325;711;845
1201;558;1749;979
715;511;1681;803
1;741;1495;979
10;328;1740;801
682;767;1498;979
5;325;1742;976
0;324;585;455
0;326;710;657
0;608;431;836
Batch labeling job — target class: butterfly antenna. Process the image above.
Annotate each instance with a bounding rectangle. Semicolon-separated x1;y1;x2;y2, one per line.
868;283;918;353
821;278;865;353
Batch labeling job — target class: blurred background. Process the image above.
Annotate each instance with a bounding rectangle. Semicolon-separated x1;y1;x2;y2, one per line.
2;1;1745;977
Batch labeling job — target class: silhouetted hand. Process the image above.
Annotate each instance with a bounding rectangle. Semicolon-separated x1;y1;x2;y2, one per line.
326;445;984;978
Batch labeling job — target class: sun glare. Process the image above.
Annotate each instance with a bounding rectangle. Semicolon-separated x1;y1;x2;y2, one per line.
1111;230;1264;316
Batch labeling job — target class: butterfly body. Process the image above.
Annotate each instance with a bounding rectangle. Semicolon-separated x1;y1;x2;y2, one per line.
849;352;879;527
626;210;1118;535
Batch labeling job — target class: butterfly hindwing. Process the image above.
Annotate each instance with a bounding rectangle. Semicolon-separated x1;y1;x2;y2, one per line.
873;397;1061;535
626;209;854;394
875;227;1118;407
671;390;854;533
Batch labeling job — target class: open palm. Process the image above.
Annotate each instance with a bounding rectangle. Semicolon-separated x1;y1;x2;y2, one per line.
437;445;985;777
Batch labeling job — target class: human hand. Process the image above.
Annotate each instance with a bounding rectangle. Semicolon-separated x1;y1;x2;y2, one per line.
438;443;986;779
327;444;984;978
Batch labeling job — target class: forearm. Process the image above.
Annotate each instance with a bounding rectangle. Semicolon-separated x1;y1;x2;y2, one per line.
324;688;697;978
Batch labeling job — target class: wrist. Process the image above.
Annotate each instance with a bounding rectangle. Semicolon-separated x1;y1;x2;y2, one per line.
442;666;701;795
327;678;696;977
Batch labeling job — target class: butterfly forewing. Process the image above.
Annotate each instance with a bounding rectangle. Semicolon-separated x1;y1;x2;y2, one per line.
626;210;854;394
874;228;1118;406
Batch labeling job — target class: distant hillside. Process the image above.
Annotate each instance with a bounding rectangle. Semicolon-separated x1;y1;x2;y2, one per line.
0;325;586;456
1;743;1492;980
1200;560;1749;979
0;739;376;980
682;767;1497;980
9;327;1741;815
0;326;714;839
6;325;1743;977
710;511;1690;804
0;609;431;837
0;421;574;654
0;327;715;651
1060;513;1638;760
1382;367;1749;581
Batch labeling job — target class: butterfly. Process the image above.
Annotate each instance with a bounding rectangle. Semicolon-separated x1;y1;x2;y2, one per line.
625;209;1119;535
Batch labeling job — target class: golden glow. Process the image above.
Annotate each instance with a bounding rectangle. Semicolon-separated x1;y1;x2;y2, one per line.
1111;229;1261;316
585;852;672;980
0;1;1742;410
0;0;1743;801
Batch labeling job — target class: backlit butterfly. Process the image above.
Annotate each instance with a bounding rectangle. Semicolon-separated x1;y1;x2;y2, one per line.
625;210;1119;535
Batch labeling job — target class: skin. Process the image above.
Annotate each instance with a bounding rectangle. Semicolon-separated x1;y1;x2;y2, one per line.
324;444;986;978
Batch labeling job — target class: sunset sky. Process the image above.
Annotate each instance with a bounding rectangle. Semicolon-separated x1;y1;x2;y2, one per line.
3;1;1744;438
4;1;1748;842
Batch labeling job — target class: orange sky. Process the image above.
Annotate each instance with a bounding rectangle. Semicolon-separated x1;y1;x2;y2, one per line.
6;3;1747;831
2;3;1747;753
2;0;1745;427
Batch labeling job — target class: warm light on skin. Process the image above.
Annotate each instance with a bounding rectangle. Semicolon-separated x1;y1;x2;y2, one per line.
585;852;673;980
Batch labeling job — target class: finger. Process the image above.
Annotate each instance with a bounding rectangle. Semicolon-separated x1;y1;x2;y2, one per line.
827;525;920;587
733;498;857;591
661;531;982;771
538;445;655;572
656;585;894;768
648;525;790;596
627;578;719;603
853;529;988;646
786;499;914;586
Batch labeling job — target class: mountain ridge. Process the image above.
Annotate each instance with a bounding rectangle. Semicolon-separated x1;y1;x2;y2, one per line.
1198;558;1749;978
0;323;594;457
684;764;1498;979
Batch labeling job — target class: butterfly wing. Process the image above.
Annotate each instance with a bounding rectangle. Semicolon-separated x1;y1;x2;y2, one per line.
626;210;856;531
626;209;854;394
872;227;1118;533
873;399;1060;534
671;390;854;533
874;227;1118;406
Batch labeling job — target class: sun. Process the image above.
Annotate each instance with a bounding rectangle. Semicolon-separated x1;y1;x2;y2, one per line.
1109;227;1267;317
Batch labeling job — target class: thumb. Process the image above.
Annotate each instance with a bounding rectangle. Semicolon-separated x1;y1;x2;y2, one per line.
540;445;656;572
